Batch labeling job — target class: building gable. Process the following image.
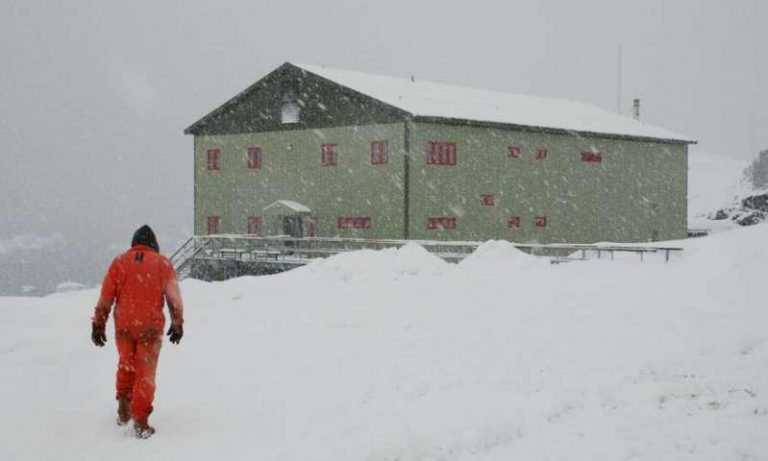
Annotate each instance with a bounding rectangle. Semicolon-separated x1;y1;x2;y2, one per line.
185;63;410;135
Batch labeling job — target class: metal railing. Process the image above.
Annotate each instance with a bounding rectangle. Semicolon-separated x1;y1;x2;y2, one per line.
169;235;684;279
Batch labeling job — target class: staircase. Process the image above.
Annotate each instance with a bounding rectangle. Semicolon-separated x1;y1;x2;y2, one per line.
169;236;213;280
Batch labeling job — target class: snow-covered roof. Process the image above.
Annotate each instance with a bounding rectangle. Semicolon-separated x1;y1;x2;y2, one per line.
263;200;311;214
295;63;694;144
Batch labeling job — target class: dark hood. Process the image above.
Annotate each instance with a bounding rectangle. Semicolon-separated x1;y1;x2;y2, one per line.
131;225;159;253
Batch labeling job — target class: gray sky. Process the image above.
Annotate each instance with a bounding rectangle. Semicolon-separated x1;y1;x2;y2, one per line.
1;0;766;250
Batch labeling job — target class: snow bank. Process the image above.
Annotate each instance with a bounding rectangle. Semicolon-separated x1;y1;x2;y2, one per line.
457;239;540;272
301;242;453;280
1;225;767;460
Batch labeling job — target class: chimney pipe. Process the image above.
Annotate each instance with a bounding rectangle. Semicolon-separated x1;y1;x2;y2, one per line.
632;98;641;120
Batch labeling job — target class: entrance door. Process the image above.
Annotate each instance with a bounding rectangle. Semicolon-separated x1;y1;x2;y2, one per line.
282;216;301;237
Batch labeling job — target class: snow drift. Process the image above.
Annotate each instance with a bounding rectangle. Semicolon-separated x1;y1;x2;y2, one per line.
1;224;767;460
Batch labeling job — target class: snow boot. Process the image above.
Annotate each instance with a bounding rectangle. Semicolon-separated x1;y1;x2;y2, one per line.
133;419;156;439
117;397;131;426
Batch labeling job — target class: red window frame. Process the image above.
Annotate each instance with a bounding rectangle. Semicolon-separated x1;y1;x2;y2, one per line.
581;151;603;163
427;217;457;230
427;141;457;166
536;148;548;160
535;216;548;228
508;146;521;159
508;216;521;228
247;147;262;170
207;216;220;235
321;143;338;167
247;216;261;235
371;140;389;165
206;148;221;170
337;217;371;230
480;193;495;206
308;216;319;237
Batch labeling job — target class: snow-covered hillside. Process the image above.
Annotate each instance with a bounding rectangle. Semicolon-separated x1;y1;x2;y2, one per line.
1;224;767;460
688;150;750;230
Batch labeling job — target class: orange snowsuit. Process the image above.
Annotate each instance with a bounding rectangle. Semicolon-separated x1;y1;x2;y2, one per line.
92;244;184;422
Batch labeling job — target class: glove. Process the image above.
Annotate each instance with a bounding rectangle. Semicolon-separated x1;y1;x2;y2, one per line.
91;322;107;347
167;323;183;344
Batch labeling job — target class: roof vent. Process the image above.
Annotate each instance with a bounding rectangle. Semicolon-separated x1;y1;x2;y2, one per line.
632;98;641;121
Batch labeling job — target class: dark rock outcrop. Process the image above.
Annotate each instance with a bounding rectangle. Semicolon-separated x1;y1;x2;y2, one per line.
711;192;768;226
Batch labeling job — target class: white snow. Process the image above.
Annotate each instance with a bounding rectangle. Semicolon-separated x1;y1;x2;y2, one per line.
1;223;767;460
457;239;540;271
296;63;694;143
300;242;454;281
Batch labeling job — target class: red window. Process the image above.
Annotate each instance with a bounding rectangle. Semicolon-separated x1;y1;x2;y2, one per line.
247;216;261;235
508;146;521;159
536;148;548;160
427;141;457;166
308;216;319;237
480;193;495;206
247;147;262;170
581;151;603;163
427;217;457;230
371;140;389;165
206;148;221;170
508;216;521;228
207;216;220;235
535;216;548;228
321;143;338;167
337;217;371;229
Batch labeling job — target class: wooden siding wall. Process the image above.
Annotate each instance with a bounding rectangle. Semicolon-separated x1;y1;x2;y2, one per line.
195;122;687;244
408;122;688;243
194;123;406;239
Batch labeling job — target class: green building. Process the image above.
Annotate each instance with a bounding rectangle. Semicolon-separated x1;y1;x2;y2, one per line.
185;62;695;244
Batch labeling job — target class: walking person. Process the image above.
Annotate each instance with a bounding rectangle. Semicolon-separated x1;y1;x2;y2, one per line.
91;225;184;439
